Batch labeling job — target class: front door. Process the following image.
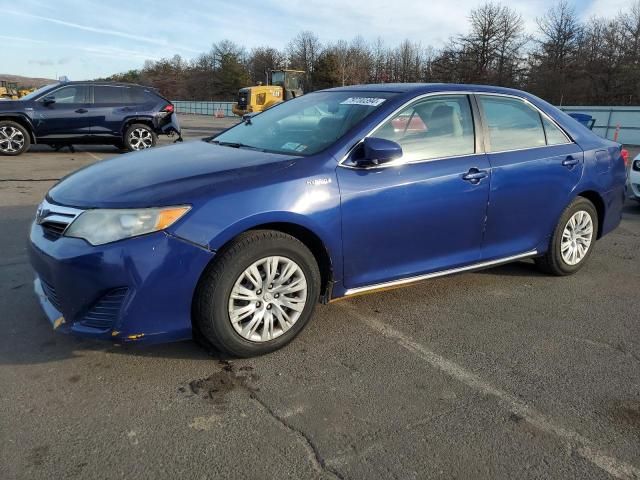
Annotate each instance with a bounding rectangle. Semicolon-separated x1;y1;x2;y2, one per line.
32;85;92;139
337;94;491;289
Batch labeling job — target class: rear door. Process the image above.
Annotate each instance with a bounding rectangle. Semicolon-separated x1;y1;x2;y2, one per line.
88;85;130;138
32;85;92;138
476;94;584;260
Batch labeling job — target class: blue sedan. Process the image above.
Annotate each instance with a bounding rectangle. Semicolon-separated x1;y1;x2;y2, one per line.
28;84;627;357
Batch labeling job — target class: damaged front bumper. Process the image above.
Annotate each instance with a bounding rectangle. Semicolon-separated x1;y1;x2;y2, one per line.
28;222;214;344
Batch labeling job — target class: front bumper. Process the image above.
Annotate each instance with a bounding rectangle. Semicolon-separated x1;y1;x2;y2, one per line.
28;222;214;343
628;170;640;200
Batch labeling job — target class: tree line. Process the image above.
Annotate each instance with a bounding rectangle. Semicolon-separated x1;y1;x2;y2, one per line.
105;0;640;106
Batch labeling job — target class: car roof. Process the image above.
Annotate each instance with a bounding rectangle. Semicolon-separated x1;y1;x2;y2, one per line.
56;80;156;90
322;83;529;96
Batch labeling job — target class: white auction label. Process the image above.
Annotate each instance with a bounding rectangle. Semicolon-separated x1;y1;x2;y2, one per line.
340;97;387;107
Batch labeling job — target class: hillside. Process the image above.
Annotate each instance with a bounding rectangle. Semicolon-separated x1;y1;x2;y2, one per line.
0;74;56;88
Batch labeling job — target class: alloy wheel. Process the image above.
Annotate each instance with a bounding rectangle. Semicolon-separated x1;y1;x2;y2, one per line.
228;256;308;342
0;126;25;154
129;128;153;150
561;210;594;266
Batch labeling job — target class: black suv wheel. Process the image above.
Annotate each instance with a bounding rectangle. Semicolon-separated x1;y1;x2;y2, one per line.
0;121;31;156
124;123;157;152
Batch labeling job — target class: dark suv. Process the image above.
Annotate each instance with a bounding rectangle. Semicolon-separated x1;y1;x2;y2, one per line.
0;81;180;156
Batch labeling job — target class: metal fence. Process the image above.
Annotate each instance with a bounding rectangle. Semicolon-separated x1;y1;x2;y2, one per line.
172;101;235;117
560;106;640;145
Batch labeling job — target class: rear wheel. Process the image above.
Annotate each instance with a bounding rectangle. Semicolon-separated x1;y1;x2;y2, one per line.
536;197;598;276
0;121;30;156
124;123;156;151
194;230;321;357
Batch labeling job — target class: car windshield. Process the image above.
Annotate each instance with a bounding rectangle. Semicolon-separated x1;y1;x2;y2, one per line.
20;83;60;101
213;91;398;156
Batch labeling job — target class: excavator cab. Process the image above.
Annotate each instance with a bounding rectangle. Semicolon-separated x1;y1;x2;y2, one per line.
6;82;19;99
269;70;304;100
0;81;9;100
232;69;305;117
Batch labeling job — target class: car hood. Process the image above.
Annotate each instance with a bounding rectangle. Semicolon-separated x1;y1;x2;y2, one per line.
0;100;25;109
48;141;299;208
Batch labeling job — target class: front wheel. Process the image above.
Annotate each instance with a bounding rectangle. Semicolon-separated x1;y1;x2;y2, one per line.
536;197;598;276
194;230;321;357
0;121;30;156
124;123;156;152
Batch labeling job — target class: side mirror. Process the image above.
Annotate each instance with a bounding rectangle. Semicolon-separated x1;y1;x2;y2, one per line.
355;137;403;167
41;96;56;105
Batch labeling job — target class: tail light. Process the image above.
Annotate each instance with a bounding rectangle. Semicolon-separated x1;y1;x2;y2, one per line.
621;149;629;168
162;104;174;113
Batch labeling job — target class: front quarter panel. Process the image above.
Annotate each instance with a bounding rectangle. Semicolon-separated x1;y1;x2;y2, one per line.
170;155;343;283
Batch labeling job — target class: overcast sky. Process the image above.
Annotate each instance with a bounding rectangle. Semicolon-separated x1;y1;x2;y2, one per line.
3;0;634;80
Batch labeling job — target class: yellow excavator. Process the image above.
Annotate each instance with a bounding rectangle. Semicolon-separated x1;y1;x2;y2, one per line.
0;81;19;100
232;69;305;117
18;87;36;98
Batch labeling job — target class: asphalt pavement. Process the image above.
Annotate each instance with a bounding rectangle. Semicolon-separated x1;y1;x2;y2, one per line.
1;114;639;479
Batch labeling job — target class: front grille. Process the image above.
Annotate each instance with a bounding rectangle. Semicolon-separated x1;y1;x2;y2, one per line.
237;89;249;109
35;199;83;240
41;221;68;238
41;279;63;312
80;288;128;330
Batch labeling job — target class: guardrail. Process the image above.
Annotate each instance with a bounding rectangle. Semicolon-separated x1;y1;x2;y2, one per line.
172;101;235;117
561;106;640;145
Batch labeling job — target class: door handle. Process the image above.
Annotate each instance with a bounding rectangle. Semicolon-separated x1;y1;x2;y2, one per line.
562;156;579;168
462;168;488;184
75;108;88;113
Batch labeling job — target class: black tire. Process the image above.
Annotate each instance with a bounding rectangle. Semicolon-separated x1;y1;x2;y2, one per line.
0;120;31;156
123;123;156;152
535;197;599;276
194;230;321;357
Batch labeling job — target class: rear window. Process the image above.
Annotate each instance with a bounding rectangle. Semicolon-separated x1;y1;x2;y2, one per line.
93;86;124;104
92;86;152;104
479;96;546;152
123;88;150;103
541;115;570;145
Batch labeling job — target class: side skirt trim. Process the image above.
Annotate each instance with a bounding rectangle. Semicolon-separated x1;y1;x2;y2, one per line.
342;250;538;297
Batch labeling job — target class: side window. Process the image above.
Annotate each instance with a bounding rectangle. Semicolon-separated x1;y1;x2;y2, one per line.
45;86;88;104
93;86;124;104
373;95;475;162
541;115;569;145
479;96;546;151
123;88;148;104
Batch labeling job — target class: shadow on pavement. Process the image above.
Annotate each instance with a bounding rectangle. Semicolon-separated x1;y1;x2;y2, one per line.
476;259;546;278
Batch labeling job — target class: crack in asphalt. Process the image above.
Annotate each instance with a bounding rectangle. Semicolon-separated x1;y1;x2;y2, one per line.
249;392;344;480
185;361;344;480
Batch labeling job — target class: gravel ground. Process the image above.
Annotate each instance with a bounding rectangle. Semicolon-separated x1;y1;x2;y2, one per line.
0;115;639;479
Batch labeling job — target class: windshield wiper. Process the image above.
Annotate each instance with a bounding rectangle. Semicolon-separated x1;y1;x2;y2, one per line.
210;140;265;152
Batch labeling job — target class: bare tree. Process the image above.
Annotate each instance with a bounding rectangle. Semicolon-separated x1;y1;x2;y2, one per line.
247;47;286;85
287;31;322;89
528;0;582;103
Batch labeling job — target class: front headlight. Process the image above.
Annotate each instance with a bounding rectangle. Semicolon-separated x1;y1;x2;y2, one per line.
65;206;190;245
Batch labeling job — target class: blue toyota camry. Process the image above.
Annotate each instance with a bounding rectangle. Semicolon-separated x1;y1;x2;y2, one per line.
28;84;627;357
